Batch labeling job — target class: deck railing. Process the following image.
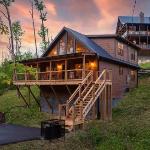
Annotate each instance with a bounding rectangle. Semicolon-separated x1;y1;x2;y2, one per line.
13;69;91;82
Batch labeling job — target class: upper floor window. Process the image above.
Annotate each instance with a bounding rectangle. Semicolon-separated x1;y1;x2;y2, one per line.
131;53;135;61
129;26;136;31
59;34;66;55
130;49;137;61
117;42;124;56
76;41;87;53
49;45;57;56
67;34;74;54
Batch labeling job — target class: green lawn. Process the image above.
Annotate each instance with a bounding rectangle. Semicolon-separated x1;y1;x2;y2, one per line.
0;76;150;150
140;62;150;69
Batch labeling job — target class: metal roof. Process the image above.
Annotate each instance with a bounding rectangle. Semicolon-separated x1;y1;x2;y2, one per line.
119;16;150;24
65;28;113;60
42;27;139;69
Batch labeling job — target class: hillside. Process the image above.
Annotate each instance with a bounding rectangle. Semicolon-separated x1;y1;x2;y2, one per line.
0;76;150;150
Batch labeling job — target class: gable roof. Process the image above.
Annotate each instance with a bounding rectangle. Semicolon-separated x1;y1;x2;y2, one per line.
118;16;150;24
42;27;139;69
42;27;112;60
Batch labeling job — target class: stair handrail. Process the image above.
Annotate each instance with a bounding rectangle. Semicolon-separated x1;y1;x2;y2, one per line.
67;71;93;105
82;69;106;103
83;81;106;118
82;69;107;118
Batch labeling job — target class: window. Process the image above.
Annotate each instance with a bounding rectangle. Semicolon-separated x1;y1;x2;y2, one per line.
129;26;136;31
131;53;135;61
67;34;74;54
117;42;124;56
130;50;137;61
49;45;57;56
76;41;87;53
59;34;66;55
119;66;123;75
131;70;136;81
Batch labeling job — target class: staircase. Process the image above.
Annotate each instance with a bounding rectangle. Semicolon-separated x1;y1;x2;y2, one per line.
59;69;112;131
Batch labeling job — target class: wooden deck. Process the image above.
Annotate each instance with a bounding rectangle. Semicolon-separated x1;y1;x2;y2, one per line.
13;79;83;85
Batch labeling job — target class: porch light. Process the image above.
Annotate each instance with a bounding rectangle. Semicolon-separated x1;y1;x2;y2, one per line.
53;51;57;55
89;62;96;69
57;64;62;70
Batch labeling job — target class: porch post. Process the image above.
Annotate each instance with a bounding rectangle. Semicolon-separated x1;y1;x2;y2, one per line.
49;61;51;80
65;59;67;80
83;54;86;79
36;63;39;81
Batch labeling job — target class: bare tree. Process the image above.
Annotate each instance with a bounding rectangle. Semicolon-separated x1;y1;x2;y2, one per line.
0;0;15;60
29;0;38;58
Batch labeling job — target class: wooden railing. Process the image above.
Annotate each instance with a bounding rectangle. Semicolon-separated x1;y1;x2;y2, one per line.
14;69;91;82
66;71;93;116
83;69;112;118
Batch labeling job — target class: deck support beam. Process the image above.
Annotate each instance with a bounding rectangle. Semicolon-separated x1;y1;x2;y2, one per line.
27;86;40;107
16;86;29;108
50;85;61;104
66;85;72;96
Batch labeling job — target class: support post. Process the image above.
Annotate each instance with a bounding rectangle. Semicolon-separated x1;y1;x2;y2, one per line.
28;86;40;107
49;61;51;80
82;54;86;79
28;86;31;106
65;59;67;80
16;86;29;107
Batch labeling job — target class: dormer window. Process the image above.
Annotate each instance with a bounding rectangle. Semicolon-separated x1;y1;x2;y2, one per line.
117;42;124;56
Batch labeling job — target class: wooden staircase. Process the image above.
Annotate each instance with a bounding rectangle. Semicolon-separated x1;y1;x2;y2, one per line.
59;69;112;131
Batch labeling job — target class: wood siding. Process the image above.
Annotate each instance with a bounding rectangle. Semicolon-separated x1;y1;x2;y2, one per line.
99;60;137;99
91;38;138;65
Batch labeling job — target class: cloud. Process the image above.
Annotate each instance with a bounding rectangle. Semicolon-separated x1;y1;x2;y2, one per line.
0;0;150;56
93;0;132;34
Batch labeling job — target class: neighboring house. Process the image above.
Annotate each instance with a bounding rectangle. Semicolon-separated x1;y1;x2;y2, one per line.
116;12;150;63
13;27;139;130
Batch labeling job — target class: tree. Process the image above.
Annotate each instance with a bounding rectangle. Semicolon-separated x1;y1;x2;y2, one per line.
33;0;49;52
29;0;38;58
0;17;9;34
0;0;15;60
12;21;24;58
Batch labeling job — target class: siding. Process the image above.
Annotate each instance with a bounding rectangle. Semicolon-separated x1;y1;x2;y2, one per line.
91;38;138;65
99;60;137;99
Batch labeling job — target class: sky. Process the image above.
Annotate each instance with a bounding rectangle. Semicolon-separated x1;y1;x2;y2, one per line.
0;0;150;60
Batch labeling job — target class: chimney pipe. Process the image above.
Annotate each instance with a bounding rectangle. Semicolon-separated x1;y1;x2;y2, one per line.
139;12;144;23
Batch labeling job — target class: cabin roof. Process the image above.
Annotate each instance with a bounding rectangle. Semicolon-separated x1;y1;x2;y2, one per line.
42;27;112;60
86;34;140;50
118;16;150;24
34;27;139;69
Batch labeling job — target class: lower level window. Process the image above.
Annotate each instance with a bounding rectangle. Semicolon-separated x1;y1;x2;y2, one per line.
131;70;136;81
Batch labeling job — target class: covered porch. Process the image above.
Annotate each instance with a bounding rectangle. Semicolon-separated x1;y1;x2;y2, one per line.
13;53;98;85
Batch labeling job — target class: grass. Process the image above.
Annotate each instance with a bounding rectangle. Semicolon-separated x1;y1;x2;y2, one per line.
0;86;50;127
140;62;150;69
0;76;150;150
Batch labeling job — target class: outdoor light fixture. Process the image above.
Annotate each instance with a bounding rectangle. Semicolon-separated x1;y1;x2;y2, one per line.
53;51;57;55
90;62;96;69
57;64;62;70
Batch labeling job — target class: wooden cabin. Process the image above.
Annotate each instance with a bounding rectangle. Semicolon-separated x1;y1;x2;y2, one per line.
13;27;139;130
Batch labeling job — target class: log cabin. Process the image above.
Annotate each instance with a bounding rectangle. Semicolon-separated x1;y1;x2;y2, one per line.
13;27;140;130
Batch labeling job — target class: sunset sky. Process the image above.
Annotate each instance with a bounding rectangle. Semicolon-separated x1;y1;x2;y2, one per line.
0;0;150;59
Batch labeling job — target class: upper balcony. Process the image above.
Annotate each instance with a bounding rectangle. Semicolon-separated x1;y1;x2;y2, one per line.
13;53;101;85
